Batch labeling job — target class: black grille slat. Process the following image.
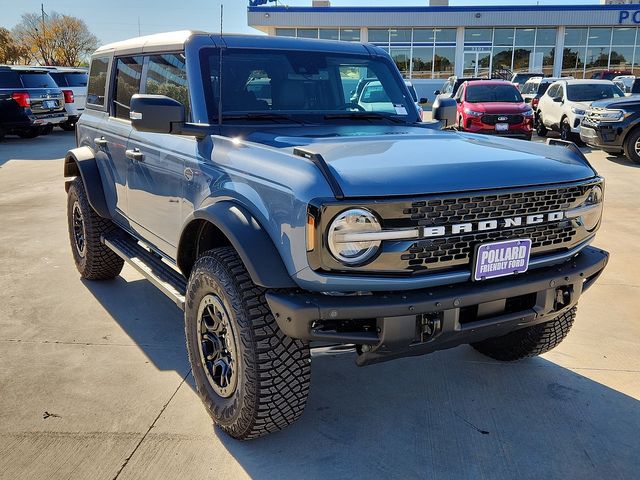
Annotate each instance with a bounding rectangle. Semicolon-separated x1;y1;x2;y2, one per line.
482;114;524;125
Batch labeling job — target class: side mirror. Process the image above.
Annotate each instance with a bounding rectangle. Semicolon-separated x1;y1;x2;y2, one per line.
525;97;531;103
130;94;211;138
553;96;563;103
434;90;441;95
419;97;428;104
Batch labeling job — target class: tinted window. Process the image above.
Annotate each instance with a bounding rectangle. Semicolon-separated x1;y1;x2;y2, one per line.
64;72;88;87
49;72;67;86
537;82;551;96
87;57;109;107
112;56;143;119
0;71;21;88
566;83;624;101
466;84;523;103
546;84;559;98
19;73;58;88
145;53;189;117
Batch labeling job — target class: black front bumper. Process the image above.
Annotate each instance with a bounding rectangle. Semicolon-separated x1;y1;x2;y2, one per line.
266;246;608;366
579;124;624;152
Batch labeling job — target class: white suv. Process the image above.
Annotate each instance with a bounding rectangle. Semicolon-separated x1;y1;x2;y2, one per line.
46;67;88;130
536;79;624;141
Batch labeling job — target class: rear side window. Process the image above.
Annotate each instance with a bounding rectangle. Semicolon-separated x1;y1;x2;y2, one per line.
19;73;58;88
65;73;88;87
0;71;21;88
87;57;110;107
145;53;189;117
112;56;144;120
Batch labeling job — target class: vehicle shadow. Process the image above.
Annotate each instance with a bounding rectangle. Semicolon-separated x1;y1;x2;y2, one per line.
605;154;640;168
0;130;74;166
83;276;639;479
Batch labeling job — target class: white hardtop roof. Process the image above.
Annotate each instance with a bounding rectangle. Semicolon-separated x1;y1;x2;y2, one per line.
94;30;206;55
559;79;615;85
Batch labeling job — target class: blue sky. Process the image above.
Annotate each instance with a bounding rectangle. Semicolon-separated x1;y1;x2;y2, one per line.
2;0;600;46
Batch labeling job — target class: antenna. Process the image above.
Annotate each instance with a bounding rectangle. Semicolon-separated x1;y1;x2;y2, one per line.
218;3;224;126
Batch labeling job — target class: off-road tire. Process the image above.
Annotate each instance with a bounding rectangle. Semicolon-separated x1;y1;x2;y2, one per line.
471;307;577;361
536;114;547;137
623;128;640;165
185;247;311;440
66;177;124;280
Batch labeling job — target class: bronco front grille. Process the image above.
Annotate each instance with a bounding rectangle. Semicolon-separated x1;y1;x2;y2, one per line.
396;185;586;272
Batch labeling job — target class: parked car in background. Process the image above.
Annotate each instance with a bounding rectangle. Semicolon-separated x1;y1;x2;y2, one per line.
46;67;88;130
353;77;425;119
446;79;533;140
0;65;67;139
590;70;632;80
580;96;640;164
520;76;572;128
510;72;543;90
434;75;482;98
536;79;624;141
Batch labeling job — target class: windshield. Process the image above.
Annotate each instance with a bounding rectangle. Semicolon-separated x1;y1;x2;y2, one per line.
19;72;58;89
520;81;540;95
50;72;88;87
201;48;416;123
466;84;523;103
566;83;624;102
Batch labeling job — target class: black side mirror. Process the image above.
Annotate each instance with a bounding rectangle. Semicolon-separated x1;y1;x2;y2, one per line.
553;96;563;103
419;97;428;104
434;90;441;95
130;94;211;138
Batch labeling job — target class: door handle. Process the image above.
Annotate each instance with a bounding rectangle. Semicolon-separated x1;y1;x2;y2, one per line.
125;148;144;162
94;136;107;147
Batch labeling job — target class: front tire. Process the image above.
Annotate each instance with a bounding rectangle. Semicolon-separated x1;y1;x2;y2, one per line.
536;113;547;137
623;128;640;165
560;117;573;141
66;177;124;280
471;307;576;361
185;247;311;440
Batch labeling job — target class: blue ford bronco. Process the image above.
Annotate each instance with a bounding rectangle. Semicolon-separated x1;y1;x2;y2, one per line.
65;31;609;439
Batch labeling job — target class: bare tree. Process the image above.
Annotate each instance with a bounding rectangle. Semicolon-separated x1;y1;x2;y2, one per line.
12;11;98;66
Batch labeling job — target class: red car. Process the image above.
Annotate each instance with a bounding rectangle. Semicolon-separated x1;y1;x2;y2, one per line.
454;80;534;140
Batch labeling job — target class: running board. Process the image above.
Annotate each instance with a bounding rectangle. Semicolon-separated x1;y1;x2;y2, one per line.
103;235;187;310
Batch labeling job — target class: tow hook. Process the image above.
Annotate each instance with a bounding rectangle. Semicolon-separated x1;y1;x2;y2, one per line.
420;313;442;342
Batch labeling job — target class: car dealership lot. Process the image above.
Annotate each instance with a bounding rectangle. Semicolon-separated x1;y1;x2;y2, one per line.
0;132;638;479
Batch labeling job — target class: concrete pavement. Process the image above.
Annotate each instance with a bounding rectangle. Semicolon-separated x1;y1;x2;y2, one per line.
0;131;638;479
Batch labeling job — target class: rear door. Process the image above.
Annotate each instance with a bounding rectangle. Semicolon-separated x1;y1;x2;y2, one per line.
125;53;191;256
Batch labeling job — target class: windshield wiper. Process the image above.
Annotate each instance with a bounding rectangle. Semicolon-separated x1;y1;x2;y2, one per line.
221;113;310;125
324;112;408;124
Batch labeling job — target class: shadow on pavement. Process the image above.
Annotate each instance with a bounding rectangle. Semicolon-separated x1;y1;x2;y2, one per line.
0;130;74;166
83;275;639;478
605;154;640;168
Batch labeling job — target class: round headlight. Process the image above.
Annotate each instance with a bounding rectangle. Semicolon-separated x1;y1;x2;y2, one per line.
568;185;603;232
327;208;381;265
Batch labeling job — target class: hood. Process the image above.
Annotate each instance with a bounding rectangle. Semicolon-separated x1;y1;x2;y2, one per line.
241;125;596;198
590;96;640;109
466;102;529;114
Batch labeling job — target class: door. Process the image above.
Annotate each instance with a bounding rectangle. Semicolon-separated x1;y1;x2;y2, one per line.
126;53;191;256
545;83;564;128
463;51;492;77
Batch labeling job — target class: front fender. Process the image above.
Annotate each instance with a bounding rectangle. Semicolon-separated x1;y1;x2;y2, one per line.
64;146;111;219
186;201;296;289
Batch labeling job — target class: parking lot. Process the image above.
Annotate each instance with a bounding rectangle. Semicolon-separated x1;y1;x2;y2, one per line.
0;130;638;479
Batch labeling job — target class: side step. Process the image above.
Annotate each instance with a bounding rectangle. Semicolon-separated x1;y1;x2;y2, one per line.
103;235;187;310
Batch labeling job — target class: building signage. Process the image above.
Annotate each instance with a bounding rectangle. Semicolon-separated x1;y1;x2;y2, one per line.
249;0;278;6
618;11;640;23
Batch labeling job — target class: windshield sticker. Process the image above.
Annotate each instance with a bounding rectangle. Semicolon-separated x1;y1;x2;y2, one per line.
394;104;407;115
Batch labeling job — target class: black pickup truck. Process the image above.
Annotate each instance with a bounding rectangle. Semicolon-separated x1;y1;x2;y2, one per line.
580;79;640;164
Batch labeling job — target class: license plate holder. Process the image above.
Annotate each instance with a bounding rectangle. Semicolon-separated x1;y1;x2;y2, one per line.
495;122;509;132
473;239;532;281
43;100;57;109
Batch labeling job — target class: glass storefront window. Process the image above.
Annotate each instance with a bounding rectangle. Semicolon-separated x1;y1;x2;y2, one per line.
297;29;318;39
588;28;612;47
319;29;339;40
433;47;455;78
610;46;634;69
465;28;492;43
535;46;555;75
275;28;295;37
565;28;588;47
340;29;360;41
536;28;557;46
494;28;515;47
434;28;456;43
515;28;536;46
368;29;389;43
413;29;435;43
562;46;586;77
585;46;610;78
411;46;434;78
613;27;636;46
390;48;411;77
390;29;412;43
513;47;533;71
492;47;513;71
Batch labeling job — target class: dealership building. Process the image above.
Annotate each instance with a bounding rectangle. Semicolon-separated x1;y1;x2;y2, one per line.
248;1;640;81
